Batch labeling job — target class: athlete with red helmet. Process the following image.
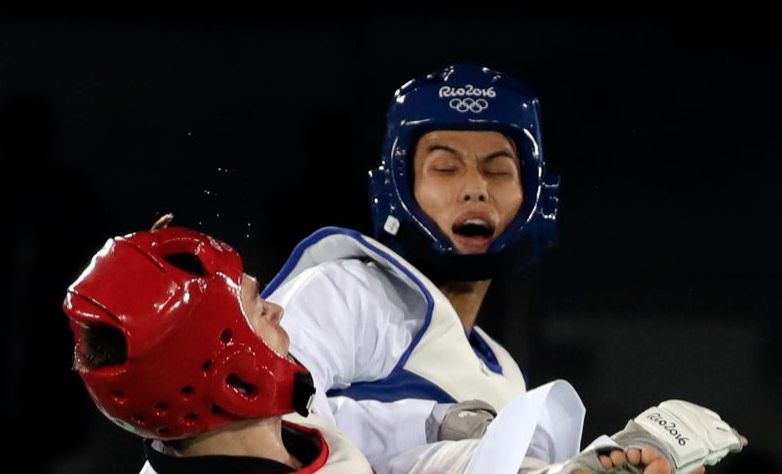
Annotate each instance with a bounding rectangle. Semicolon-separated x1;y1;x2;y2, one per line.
63;215;372;473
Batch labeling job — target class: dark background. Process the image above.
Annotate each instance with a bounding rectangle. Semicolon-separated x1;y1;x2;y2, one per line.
3;17;780;473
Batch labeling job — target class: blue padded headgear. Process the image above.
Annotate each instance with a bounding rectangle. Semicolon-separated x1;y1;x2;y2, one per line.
369;64;559;281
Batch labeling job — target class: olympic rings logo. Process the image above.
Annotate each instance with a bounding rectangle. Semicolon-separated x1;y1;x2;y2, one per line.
449;97;489;113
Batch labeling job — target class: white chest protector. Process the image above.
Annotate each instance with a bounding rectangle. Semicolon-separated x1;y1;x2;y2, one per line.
264;227;526;411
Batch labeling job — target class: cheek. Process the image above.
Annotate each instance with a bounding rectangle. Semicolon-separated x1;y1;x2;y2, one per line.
497;185;523;222
415;185;452;226
414;177;432;212
248;314;262;336
252;318;275;345
415;175;453;210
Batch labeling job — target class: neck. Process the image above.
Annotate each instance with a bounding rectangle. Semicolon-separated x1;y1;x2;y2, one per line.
171;416;301;469
439;279;491;332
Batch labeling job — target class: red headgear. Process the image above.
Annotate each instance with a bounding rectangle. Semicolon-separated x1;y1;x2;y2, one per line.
63;225;313;439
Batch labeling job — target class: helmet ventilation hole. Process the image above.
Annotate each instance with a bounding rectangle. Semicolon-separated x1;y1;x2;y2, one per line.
226;373;258;397
163;253;207;276
183;413;199;425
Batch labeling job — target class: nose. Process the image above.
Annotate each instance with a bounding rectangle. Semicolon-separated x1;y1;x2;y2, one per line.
265;302;285;323
461;167;488;202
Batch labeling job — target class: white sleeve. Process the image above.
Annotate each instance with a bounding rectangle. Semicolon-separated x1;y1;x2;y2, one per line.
383;441;551;474
328;396;436;469
383;381;587;474
463;380;585;474
384;439;480;474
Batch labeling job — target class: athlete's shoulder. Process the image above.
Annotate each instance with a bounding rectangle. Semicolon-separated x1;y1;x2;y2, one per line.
285;413;374;474
279;257;388;293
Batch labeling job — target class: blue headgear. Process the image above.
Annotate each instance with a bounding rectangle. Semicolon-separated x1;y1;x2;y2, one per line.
369;64;560;281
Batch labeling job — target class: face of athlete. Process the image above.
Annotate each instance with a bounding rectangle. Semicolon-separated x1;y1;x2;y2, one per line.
412;130;523;255
239;273;290;357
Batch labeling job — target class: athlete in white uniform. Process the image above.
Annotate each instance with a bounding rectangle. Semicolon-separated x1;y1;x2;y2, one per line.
267;227;530;461
266;63;561;468
62;219;372;474
266;64;747;473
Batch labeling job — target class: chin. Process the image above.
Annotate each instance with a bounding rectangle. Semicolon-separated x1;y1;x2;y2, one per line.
461;249;490;256
452;241;492;255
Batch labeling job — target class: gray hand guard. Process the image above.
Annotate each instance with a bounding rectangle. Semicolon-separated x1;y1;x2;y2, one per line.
612;400;743;474
438;399;497;441
525;400;743;474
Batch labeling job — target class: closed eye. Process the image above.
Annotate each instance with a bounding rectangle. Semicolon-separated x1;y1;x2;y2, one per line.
482;152;519;178
482;161;518;178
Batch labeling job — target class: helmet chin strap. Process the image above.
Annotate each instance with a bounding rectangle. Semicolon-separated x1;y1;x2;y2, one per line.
384;224;536;282
291;370;316;417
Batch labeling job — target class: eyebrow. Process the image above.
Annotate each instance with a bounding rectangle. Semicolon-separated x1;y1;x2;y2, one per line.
426;144;460;156
426;144;517;162
483;150;518;162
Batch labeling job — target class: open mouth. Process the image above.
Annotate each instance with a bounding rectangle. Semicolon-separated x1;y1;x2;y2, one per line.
452;218;495;239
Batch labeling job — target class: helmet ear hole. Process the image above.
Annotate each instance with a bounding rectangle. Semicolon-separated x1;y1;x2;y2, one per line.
208;346;284;419
76;323;127;371
225;374;259;398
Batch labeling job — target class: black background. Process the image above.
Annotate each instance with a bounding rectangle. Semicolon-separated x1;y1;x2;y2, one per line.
3;16;780;473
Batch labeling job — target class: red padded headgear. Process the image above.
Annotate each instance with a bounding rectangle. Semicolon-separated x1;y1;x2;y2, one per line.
63;225;313;440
